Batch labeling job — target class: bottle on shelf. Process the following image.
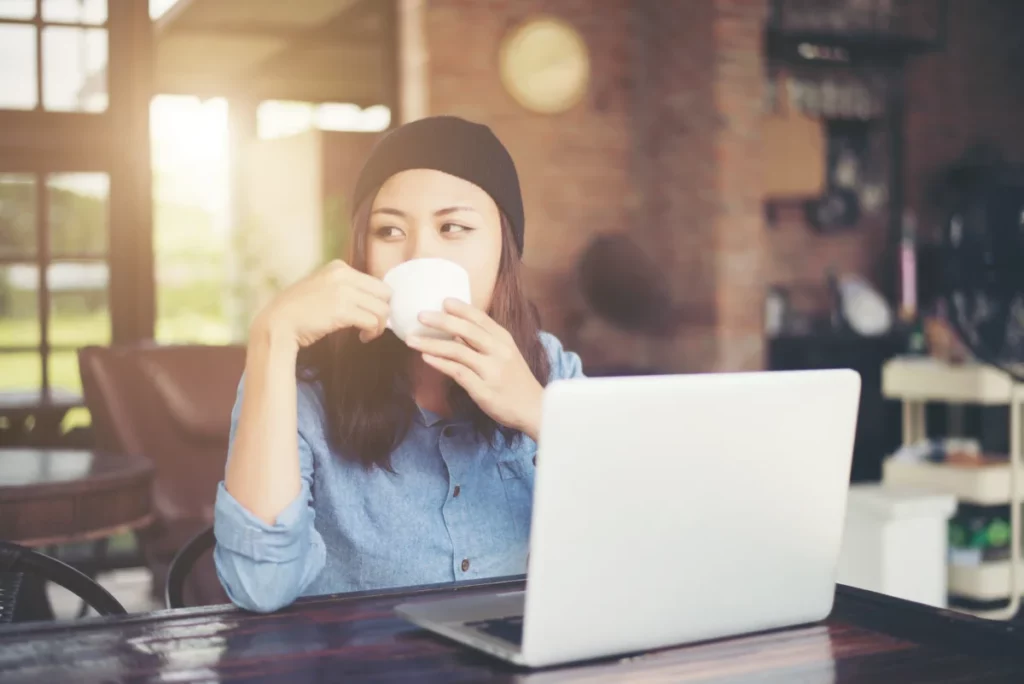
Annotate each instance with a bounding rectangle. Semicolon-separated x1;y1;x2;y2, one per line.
898;208;927;355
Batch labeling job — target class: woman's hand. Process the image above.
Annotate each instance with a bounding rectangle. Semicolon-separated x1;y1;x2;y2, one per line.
252;260;392;352
407;299;545;441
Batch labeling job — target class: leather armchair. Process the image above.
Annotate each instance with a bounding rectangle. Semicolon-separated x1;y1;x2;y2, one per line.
78;344;245;607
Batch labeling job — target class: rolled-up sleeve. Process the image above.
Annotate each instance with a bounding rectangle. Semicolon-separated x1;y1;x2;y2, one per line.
539;331;585;382
213;378;326;613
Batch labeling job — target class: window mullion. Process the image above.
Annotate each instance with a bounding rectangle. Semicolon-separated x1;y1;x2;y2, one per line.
33;0;42;113
37;171;50;400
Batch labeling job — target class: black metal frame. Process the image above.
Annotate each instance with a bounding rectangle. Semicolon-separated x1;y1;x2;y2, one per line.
164;525;215;610
0;540;126;621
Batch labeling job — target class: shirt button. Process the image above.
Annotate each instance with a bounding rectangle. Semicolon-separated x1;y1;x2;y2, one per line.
533;455;537;466
461;558;470;572
453;485;461;498
442;426;454;437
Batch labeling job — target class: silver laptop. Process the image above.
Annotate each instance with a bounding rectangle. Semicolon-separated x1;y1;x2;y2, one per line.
396;369;861;668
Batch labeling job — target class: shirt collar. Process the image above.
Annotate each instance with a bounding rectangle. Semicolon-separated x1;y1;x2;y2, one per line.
414;403;475;429
414;404;445;427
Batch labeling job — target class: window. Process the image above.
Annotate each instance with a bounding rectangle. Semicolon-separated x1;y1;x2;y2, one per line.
0;1;151;443
151;95;234;345
0;0;108;112
150;97;391;345
257;100;390;139
0;172;110;405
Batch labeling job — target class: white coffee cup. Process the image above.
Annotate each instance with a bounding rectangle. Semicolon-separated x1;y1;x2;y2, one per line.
382;258;472;342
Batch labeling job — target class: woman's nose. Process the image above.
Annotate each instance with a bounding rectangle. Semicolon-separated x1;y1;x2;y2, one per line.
407;227;443;261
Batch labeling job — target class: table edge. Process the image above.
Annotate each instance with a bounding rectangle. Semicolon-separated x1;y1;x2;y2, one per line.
0;574;528;636
3;578;1024;650
832;584;1024;660
10;513;156;548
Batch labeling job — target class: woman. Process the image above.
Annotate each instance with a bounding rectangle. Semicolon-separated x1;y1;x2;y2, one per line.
214;116;584;612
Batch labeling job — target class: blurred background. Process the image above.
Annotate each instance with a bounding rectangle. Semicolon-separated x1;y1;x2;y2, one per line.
2;0;1024;622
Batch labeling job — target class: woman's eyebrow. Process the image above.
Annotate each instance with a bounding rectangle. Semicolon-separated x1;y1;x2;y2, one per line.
371;206;481;217
435;206;480;217
371;207;406;217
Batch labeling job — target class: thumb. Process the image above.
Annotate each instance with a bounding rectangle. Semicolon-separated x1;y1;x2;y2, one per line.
359;326;384;343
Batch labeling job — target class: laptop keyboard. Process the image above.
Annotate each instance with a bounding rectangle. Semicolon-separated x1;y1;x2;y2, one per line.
465;615;524;645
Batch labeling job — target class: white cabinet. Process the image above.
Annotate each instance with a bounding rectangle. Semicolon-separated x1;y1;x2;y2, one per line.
837;484;956;608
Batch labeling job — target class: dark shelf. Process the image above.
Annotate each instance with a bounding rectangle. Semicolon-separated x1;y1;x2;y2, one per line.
766;28;942;65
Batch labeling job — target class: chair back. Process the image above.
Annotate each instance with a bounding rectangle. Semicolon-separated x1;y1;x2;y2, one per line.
0;541;126;621
0;571;23;623
78;344;243;606
165;525;217;609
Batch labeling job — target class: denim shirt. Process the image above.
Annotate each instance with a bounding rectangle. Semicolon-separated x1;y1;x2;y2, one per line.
213;332;584;612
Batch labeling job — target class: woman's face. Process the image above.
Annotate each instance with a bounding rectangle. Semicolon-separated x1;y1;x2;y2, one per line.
366;169;504;311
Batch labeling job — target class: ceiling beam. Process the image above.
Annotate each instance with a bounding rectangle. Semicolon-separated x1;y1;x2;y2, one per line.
153;0;199;34
154;77;385;108
241;0;384;90
156;19;380;42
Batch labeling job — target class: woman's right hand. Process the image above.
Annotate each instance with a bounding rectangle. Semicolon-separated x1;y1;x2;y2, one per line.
252;260;392;350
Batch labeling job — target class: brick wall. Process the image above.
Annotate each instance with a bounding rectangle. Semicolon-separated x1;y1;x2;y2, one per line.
424;0;768;372
709;0;770;372
640;0;722;372
407;0;1024;373
425;0;644;370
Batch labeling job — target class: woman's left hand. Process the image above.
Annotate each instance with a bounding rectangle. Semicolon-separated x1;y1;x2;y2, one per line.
406;299;544;441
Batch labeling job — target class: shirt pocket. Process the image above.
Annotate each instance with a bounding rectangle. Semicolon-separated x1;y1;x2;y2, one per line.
496;453;534;539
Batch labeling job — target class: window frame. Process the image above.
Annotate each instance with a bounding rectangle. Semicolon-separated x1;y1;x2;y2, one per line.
0;165;111;402
0;0;153;413
0;0;110;115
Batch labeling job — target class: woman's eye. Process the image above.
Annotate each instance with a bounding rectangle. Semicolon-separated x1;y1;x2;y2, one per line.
371;225;404;239
440;223;473;234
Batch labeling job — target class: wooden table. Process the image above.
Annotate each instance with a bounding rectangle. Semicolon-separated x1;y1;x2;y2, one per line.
0;448;153;547
0;448;154;621
2;578;1024;682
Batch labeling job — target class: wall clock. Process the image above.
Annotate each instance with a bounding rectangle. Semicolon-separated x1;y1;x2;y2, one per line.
498;16;590;115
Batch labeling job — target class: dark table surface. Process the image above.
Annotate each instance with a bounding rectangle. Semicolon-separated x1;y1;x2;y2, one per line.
2;577;1024;683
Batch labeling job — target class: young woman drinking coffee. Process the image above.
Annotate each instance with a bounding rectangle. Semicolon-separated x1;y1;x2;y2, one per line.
214;116;584;612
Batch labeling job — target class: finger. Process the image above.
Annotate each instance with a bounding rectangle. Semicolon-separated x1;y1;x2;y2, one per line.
443;298;507;338
330;263;391;301
407;336;487;375
347;287;390;322
340;302;380;334
348;271;393;301
359;328;384;343
421;353;487;396
345;288;390;340
417;311;494;353
354;306;387;343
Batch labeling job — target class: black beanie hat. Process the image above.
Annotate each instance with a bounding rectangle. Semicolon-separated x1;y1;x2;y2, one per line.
352;116;525;255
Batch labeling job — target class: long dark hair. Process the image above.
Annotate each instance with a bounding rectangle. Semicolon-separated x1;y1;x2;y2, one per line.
298;198;550;470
